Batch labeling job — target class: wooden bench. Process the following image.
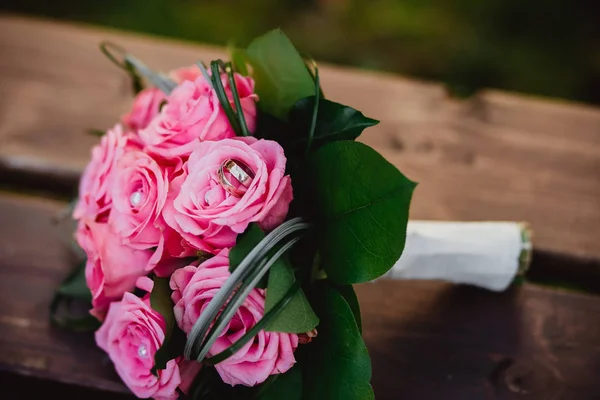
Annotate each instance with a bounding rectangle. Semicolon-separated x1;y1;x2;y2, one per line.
1;14;600;399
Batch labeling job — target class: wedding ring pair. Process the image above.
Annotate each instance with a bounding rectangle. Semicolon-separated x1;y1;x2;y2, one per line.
218;159;255;197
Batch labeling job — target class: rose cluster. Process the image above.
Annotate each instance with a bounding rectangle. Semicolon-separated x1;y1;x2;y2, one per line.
73;66;297;398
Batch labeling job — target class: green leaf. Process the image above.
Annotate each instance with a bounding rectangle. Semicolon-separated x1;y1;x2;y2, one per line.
257;365;302;400
150;277;174;329
229;224;269;288
86;129;105;137
246;29;314;119
229;223;264;272
57;261;92;301
264;259;319;333
304;68;320;156
187;366;253;399
150;277;183;374
50;261;99;332
301;284;374;400
153;325;186;375
289;97;379;150
308;141;416;284
229;47;249;76
229;224;268;288
49;295;100;332
332;284;362;333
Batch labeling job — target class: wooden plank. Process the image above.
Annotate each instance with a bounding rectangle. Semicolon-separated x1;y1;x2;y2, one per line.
1;371;135;400
1;192;600;399
1;15;599;262
0;192;128;394
358;279;600;399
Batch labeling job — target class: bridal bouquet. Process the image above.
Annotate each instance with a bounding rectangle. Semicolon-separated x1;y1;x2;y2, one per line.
53;29;416;399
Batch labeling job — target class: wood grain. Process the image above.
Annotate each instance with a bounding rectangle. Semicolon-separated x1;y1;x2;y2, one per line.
1;192;600;399
0;15;599;262
0;192;128;394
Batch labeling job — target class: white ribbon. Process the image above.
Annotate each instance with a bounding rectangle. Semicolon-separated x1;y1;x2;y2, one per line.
382;221;531;291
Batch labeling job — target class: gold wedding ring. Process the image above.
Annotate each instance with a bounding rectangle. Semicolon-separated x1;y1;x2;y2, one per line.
218;159;255;197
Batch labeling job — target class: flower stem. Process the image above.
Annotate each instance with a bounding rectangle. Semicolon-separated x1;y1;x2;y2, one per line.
305;66;320;156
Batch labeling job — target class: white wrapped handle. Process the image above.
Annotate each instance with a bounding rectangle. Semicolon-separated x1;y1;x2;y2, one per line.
382;221;532;291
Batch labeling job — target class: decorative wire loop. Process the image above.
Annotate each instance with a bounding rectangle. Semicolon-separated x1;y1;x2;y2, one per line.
99;41;177;95
99;41;130;70
196;62;214;89
184;218;311;363
124;54;177;95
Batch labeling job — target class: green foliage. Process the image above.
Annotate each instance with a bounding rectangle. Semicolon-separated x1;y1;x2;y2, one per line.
230;47;250;76
187;366;255;399
245;29;315;119
301;284;374;400
56;261;92;301
50;261;100;331
150;277;185;374
229;223;269;288
289;97;379;151
308;141;416;284
256;366;302;400
332;284;362;333
264;258;319;333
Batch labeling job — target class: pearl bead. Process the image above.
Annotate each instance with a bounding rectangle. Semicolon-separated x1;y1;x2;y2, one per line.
138;344;148;357
130;191;143;206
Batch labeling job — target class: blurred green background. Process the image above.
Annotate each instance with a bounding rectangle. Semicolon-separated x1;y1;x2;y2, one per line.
4;0;600;105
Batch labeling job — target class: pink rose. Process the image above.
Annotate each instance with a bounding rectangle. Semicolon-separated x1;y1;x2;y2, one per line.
96;278;200;399
170;249;298;386
108;150;176;249
76;220;152;318
139;74;257;158
121;65;205;133
163;137;293;253
121;66;202;134
73;124;141;223
108;151;185;277
122;88;167;132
